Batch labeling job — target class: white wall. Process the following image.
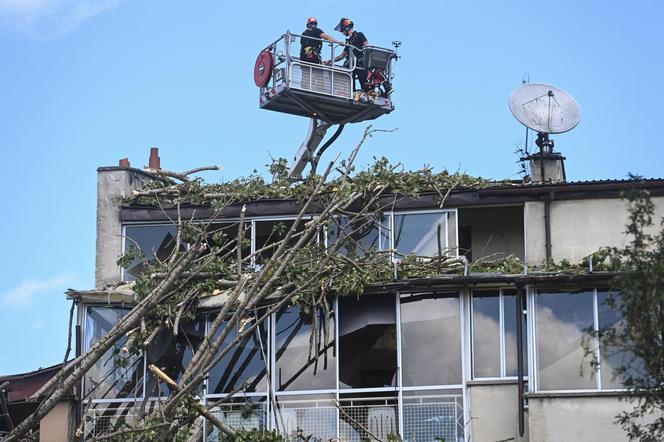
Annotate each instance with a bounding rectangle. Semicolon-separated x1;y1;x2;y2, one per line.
527;395;648;442
468;382;528;442
525;196;664;266
95;169;151;289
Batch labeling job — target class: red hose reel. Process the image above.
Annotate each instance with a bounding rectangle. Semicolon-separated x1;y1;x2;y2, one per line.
253;50;274;87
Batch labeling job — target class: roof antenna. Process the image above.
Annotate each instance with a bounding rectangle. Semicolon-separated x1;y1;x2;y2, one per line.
522;73;530;155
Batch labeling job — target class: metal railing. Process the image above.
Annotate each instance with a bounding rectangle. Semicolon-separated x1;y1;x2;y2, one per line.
402;394;465;442
259;31;395;100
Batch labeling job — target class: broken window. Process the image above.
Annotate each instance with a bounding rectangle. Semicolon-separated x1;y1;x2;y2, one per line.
123;224;183;281
400;292;462;386
338;294;397;389
457;206;524;262
145;317;206;397
84;306;144;400
275;305;336;391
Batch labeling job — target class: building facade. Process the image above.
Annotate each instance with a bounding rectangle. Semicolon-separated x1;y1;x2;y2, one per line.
35;154;664;442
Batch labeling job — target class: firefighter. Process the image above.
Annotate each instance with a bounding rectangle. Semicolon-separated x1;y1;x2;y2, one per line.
300;17;337;64
328;18;369;90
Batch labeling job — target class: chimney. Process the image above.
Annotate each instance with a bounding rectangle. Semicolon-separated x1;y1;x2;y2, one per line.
118;158;130;168
148;147;160;170
528;133;566;183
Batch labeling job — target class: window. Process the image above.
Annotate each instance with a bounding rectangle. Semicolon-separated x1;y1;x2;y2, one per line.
123;224;182;281
207;313;269;395
275;305;336;391
472;289;527;378
205;222;251;261
145;318;205;397
326;216;389;257
535;290;595;390
338;294;397;389
400;292;462;386
84;306;144;400
393;212;453;257
534;289;633;391
255;220;303;264
457;206;524;262
597;290;641;389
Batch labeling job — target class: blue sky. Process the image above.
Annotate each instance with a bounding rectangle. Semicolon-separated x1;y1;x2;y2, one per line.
1;0;662;374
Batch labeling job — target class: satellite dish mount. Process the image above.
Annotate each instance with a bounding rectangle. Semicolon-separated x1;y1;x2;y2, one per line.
509;83;581;182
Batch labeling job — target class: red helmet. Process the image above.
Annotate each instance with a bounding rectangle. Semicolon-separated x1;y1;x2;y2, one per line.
334;18;353;33
306;17;318;28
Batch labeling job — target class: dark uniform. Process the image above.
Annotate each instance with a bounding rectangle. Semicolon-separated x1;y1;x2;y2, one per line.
344;31;368;90
300;27;325;63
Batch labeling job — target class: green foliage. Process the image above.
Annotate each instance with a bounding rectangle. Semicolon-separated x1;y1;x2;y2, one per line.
217;429;286;442
116;244;143;269
594;179;664;441
127;157;495;208
469;254;524;274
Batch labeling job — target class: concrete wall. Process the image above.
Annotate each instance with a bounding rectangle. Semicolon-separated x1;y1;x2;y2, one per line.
468;382;528;442
95;168;151;289
525;196;664;266
39;401;75;442
527;395;647;442
459;206;525;262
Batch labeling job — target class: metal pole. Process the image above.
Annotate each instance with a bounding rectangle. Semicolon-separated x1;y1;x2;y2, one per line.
516;286;525;437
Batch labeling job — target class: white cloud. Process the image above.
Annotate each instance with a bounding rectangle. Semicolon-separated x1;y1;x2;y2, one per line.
1;273;75;307
0;0;121;34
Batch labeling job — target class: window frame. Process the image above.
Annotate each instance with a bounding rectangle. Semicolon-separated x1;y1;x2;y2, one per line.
530;287;628;393
82;304;147;404
390;209;459;261
471;287;526;380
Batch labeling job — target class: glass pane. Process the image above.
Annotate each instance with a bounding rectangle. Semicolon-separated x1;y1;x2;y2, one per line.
255;220;302;264
504;291;528;377
394;212;450;257
206;222;251;261
339;294;397;388
472;291;500;378
146;317;206;397
536;291;596;390
84;307;144;399
401;292;462;385
208;315;269;394
274;394;337;441
327;216;389;257
275;305;336;391
124;225;181;281
598;290;641;389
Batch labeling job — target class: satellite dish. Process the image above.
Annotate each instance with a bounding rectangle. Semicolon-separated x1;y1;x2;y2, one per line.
509;83;580;134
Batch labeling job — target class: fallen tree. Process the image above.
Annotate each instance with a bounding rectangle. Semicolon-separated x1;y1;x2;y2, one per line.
7;127;593;441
